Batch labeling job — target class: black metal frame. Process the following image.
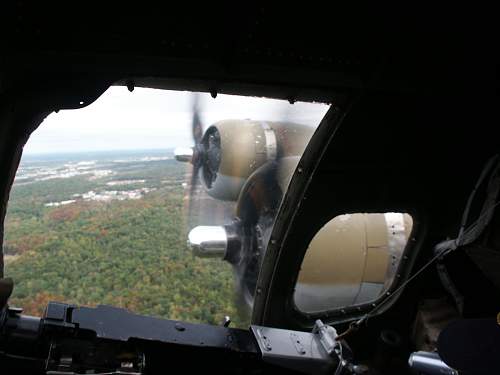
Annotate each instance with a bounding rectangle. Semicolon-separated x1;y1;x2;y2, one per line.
1;302;266;374
251;93;427;329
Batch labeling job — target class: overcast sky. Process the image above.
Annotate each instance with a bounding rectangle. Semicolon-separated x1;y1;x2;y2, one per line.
23;86;330;154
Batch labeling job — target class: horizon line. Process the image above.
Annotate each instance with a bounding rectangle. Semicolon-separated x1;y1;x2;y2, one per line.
21;147;178;156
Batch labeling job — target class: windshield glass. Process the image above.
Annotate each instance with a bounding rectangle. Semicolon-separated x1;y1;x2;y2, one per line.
3;87;329;327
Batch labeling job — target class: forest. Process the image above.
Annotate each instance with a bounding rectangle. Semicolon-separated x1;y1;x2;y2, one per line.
3;150;248;327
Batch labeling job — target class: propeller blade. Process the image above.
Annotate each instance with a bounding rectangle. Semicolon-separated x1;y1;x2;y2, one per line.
187;93;204;228
192;93;203;145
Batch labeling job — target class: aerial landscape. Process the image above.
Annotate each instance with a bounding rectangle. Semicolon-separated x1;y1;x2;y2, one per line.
3;149;246;327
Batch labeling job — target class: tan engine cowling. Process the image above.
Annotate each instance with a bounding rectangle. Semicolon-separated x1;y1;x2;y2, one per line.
295;213;413;312
200;119;313;201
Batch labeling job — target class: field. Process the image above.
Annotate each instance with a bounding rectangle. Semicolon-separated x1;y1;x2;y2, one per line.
3;150;248;327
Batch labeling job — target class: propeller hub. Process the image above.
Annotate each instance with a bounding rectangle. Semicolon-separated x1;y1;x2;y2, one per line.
201;126;221;188
174;147;194;163
188;226;227;257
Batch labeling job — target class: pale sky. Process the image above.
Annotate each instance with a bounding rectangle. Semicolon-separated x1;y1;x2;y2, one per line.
23;86;330;154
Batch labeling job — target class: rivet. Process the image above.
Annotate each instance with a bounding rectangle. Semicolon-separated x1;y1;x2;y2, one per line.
126;80;135;92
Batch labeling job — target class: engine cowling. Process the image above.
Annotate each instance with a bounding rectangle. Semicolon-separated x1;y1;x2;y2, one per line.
198;120;313;201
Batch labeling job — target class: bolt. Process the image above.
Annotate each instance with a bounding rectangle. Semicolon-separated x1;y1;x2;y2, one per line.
174;323;185;331
126;80;135;92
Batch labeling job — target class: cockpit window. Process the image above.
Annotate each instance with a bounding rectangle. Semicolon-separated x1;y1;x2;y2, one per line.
294;213;413;313
3;86;329;327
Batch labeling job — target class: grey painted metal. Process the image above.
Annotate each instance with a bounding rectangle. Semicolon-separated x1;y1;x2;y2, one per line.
312;319;339;356
384;212;408;288
250;323;339;375
261;122;278;161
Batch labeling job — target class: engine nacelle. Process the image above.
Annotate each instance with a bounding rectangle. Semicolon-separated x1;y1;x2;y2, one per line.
199;120;313;201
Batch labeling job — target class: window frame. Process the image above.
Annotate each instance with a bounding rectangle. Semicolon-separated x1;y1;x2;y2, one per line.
292;212;415;315
250;97;425;329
